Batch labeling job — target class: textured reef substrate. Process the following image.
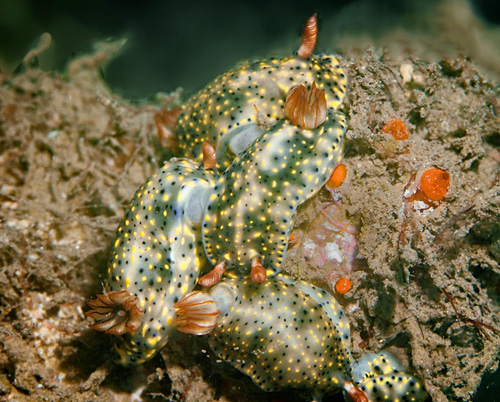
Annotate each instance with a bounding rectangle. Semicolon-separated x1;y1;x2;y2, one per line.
0;43;499;402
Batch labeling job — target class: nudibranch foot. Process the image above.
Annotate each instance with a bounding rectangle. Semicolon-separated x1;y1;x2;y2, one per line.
85;290;144;336
284;80;327;129
250;256;267;283
297;14;318;59
198;259;226;287
174;291;219;335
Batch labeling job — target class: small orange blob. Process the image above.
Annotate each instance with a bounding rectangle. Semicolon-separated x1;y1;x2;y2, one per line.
288;231;300;247
420;168;450;201
326;163;347;189
381;119;410;140
334;277;352;294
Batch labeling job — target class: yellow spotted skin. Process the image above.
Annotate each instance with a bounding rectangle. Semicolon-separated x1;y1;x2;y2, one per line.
352;352;427;401
176;54;347;170
202;109;347;275
107;159;216;365
200;275;427;401
207;273;353;393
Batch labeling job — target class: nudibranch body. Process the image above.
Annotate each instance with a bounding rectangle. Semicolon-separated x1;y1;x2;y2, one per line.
177;273;353;394
176;16;347;171
200;108;347;283
175;274;427;402
87;159;216;365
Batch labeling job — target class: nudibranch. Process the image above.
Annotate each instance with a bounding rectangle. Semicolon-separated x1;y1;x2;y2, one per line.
198;88;347;285
176;273;354;396
175;274;427;402
176;14;347;171
352;352;427;402
86;159;216;365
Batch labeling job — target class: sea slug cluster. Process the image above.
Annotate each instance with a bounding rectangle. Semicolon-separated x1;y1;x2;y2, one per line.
88;159;216;364
86;15;427;402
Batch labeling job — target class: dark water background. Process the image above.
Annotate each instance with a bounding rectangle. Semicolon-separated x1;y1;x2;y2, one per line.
1;0;498;99
0;0;499;400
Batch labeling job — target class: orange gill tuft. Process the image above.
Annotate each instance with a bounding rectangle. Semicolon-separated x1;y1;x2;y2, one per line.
284;80;327;129
174;291;219;335
85;290;145;336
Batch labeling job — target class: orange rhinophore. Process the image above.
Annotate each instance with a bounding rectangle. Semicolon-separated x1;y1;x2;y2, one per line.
381;119;410;140
250;256;267;284
327;163;347;189
419;168;450;201
202;142;217;170
334;277;352;294
297;14;318;59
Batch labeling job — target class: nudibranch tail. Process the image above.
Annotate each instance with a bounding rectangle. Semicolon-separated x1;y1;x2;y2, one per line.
174;291;219;335
298;14;318;59
352;352;427;402
358;373;427;402
85;290;144;336
284;80;327;129
198;259;226;287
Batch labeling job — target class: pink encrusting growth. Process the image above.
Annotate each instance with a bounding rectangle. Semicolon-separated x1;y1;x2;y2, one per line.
291;202;360;276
